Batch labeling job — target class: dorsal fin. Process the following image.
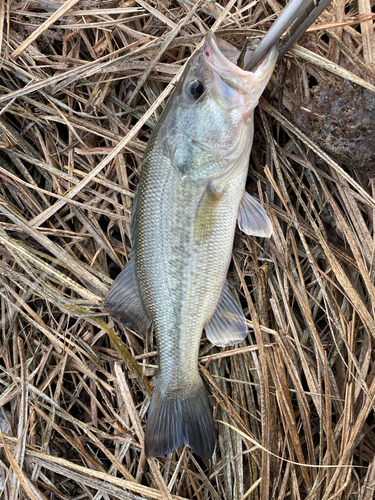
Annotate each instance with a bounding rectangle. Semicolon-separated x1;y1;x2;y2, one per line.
104;258;151;334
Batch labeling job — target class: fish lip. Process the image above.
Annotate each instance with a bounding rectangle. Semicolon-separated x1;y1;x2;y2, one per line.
203;31;277;81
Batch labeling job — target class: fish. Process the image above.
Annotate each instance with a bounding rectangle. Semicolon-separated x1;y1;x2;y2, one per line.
105;32;277;459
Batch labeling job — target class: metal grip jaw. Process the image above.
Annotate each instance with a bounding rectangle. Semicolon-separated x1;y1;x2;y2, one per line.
245;0;333;71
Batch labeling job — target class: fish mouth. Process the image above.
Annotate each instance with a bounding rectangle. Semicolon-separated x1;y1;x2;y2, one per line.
202;31;277;96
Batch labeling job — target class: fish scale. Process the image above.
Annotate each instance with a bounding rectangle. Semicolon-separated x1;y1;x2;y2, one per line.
138;157;205;385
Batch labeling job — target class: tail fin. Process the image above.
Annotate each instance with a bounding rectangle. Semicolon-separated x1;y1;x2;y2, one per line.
145;377;216;459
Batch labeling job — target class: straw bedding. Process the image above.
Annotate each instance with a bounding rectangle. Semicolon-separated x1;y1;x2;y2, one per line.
0;1;375;498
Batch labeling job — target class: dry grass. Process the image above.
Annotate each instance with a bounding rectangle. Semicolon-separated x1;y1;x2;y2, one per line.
0;0;375;499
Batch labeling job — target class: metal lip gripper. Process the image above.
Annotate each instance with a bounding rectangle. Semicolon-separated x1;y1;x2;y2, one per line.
245;0;333;71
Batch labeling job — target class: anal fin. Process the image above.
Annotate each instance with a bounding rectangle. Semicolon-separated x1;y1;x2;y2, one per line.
104;258;151;334
238;191;273;238
205;282;247;347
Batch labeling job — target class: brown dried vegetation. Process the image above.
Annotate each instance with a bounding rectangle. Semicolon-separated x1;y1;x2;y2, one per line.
0;0;375;499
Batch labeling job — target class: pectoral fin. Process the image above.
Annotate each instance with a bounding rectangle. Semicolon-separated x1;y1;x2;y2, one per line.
205;282;247;347
238;192;273;237
194;183;224;243
104;258;151;334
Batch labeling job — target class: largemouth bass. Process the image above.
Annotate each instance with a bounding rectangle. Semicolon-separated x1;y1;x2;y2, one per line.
105;32;277;459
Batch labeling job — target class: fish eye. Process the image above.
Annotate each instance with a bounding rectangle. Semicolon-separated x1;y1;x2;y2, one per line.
188;80;205;99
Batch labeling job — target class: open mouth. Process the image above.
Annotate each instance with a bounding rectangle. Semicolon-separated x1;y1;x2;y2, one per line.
203;32;278;93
